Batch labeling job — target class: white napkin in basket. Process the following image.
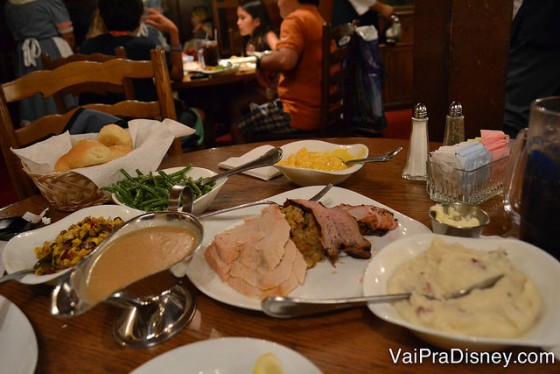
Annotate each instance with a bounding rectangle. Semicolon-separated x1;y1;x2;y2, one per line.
218;145;282;181
11;119;195;188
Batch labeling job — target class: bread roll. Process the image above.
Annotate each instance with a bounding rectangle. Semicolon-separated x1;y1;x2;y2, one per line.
97;124;132;148
55;140;112;172
108;144;133;161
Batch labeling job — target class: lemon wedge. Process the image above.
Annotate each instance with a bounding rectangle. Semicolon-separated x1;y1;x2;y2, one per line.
253;352;284;374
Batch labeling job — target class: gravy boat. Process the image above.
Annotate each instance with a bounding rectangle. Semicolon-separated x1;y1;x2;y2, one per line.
51;210;204;348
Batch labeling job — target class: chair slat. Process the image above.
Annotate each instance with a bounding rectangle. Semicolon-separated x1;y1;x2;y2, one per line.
0;48;181;200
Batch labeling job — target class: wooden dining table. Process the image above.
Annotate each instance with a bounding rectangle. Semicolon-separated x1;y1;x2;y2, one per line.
174;61;258;148
176;60;257;90
0;137;557;373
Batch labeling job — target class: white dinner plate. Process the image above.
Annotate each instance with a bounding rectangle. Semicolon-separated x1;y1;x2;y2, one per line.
131;337;322;374
183;185;430;310
363;233;560;350
0;295;38;374
2;205;143;285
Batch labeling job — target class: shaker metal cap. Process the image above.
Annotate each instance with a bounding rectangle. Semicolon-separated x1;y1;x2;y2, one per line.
449;101;463;116
413;103;428;119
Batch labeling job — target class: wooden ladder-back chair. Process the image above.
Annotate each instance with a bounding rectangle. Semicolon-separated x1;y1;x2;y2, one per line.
0;48;181;200
40;46;135;113
320;21;357;137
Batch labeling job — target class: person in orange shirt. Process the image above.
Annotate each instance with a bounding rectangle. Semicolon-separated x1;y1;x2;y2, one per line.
231;0;324;143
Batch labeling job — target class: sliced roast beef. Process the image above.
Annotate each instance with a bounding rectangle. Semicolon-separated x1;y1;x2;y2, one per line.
284;199;372;260
336;204;399;236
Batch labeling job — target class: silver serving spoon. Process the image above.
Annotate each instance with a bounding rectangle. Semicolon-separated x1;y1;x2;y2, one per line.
197;183;334;219
0;268;35;284
167;147;284;213
261;274;504;318
0;253;54;284
344;146;403;164
200;147;283;186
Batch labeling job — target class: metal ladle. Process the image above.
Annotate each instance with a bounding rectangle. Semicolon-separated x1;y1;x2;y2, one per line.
261;274;504;318
343;146;403;164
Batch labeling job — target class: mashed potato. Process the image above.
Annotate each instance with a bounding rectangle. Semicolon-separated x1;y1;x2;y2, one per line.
388;237;541;338
277;147;362;171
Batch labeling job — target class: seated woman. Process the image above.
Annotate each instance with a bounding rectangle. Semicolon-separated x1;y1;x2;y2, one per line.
220;0;279;141
237;0;278;54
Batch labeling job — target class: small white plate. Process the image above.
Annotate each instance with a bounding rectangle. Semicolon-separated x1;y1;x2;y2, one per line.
201;64;240;76
275;140;369;186
220;56;256;64
363;233;560;350
2;205;142;285
184;186;430;310
112;167;227;215
131;337;322;374
0;295;38;374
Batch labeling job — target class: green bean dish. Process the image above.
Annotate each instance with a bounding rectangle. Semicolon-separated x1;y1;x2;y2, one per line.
103;166;215;211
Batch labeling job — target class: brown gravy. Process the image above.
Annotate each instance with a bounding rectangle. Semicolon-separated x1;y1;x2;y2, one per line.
84;225;198;304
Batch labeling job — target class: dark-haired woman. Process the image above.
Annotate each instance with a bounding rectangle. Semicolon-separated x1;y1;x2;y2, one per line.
237;0;278;54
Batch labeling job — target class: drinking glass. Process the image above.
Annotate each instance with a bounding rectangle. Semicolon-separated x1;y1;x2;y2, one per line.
198;40;219;68
506;96;560;260
503;128;527;225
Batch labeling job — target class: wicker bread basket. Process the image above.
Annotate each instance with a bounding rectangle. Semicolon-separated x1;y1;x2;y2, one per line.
24;165;111;211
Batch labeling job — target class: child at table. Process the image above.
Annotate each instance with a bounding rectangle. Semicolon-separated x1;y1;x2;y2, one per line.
183;5;214;52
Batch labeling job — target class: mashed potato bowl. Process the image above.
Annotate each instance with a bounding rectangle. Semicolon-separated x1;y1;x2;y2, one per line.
112;166;227;215
275;140;368;186
363;233;560;351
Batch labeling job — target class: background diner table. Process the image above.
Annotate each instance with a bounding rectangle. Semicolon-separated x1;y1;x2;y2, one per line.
175;59;258;147
0;137;555;373
176;58;256;90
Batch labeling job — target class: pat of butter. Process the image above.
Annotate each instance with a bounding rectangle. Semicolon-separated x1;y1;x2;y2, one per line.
433;205;480;228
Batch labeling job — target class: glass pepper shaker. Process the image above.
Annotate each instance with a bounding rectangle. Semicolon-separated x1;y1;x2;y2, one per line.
402;103;429;181
443;101;465;146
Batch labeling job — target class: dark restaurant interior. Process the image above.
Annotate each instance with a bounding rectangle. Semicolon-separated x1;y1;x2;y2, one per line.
0;0;514;207
2;1;560;372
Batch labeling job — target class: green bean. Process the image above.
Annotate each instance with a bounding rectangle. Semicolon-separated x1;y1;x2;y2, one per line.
102;166;216;211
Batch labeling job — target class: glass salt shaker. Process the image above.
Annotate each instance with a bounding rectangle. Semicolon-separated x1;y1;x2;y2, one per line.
443;101;465;146
402;103;429;181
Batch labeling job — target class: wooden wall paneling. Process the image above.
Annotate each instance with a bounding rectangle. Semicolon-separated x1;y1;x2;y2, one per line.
413;0;512;142
319;0;333;22
380;5;415;109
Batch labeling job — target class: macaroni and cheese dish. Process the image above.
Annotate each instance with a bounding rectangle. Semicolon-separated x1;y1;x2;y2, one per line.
388;237;542;338
277;147;362;172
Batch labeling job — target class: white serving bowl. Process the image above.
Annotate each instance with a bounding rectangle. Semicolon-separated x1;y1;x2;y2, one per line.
363;233;560;351
274;140;368;186
112;166;227;215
